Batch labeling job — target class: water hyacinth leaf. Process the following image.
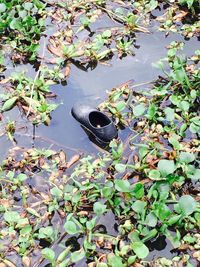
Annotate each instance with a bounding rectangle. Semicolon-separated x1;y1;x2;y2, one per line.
179;152;195;163
64;221;78;235
116;101;126;112
167;214;182;226
38;226;54;239
115;180;130;192
146;103;157;120
149;169;161;180
50;187;63;199
107;254;125;267
102;29;112;38
4;211;20;223
157;160;176;177
115;163;126;173
178;195;197;216
71;249;85;263
0;3;6;12
42;248;55;262
169;136;181;150
164;107;174;121
17;173;27;182
187;167;200;181
132;241;149;259
93;202;107;216
158;183;170;200
2;96;18;111
145;212;157;227
133;183;144;199
133;103;146;117
132;200;147;213
179;100;190;112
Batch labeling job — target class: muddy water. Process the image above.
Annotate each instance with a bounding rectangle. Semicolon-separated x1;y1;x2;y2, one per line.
0;15;199;266
36;32;199;154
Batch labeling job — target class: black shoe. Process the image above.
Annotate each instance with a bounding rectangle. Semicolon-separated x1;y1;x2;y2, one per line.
71;103;118;143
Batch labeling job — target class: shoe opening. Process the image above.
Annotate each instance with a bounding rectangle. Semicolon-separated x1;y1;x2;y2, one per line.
89;111;111;128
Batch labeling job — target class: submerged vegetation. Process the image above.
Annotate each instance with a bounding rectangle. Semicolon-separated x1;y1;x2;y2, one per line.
0;0;199;266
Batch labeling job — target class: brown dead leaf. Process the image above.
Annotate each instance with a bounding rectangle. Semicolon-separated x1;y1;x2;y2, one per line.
2;260;16;267
66;154;81;168
64;65;71;78
0;78;10;84
173;11;188;22
22;256;31;267
47;44;63;57
59;150;67;165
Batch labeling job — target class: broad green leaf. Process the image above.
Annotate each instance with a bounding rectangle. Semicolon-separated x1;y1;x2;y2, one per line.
71;249;85;263
0;3;6;12
179;100;190;112
178;195;197;216
132;200;147;213
132;241;149;259
93;202;107;216
107;254;125;267
164;107;174;121
2;97;18;112
17;173;27;182
145;212;157;227
179;152;195;164
149;170;161;180
133;104;146;117
115;163;126;173
64;221;78;235
167;214;182;226
115;180;130;192
157;160;176;177
38;226;54;239
42;248;55;262
50;187;63;199
4;211;20;223
132;183;144;199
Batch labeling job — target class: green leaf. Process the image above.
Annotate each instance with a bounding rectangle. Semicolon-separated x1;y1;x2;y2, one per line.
116;101;126;112
132;241;149;259
115;180;130;192
179;100;190;112
145;212;157;227
115;163;126;173
179;152;195;164
167;214;182;226
149;170;161;180
107;254;125;267
132;183;144;199
102;30;112;38
38;226;54;239
71;249;85;263
64;221;78;235
50;187;63;199
42;248;55;262
146;103;157;120
178;195;197;216
157;160;176;177
93;202;107;216
164;107;174;121
2;97;18;112
17;173;27;182
23;2;33;10
133;104;146;117
4;211;20;223
132;200;147;213
0;3;6;12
